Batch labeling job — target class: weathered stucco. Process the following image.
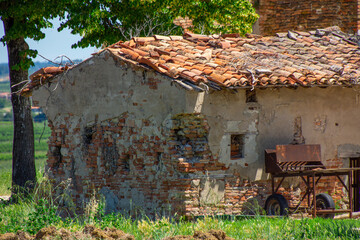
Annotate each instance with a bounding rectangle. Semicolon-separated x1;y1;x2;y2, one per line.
186;86;360;179
32;50;360;216
185;86;360;208
34;51;186;124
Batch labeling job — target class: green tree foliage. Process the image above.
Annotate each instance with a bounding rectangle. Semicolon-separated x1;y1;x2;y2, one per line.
0;1;65;70
0;0;65;193
61;0;258;48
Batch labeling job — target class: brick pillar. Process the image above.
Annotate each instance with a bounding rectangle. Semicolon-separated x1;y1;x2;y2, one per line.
173;17;193;33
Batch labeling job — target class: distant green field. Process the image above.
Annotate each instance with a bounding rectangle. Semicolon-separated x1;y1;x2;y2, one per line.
0;121;51;195
0;98;11;110
0;121;51;160
0;81;10;93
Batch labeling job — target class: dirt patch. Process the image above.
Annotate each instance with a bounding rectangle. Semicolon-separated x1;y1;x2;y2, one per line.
0;225;134;240
163;229;235;240
0;231;31;240
83;225;134;240
0;227;233;240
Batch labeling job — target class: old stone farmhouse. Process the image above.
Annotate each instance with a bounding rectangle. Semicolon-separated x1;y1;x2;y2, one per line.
24;27;360;217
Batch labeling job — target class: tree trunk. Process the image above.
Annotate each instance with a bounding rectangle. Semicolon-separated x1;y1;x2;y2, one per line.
3;18;36;194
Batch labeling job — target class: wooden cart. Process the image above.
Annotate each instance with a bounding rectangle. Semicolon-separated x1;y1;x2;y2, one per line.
265;144;358;218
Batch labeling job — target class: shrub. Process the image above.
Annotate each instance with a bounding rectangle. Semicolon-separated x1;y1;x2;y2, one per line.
25;198;61;234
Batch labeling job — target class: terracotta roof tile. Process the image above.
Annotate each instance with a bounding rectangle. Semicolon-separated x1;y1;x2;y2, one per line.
23;27;360;95
21;66;67;96
190;68;203;76
154;35;171;41
119;48;140;61
133;37;155;44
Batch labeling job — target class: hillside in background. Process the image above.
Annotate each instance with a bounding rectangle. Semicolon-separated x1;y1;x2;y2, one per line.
0;60;81;121
0;59;83;81
0;64;8;79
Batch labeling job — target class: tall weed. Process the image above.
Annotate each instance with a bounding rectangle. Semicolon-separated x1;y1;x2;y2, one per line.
83;191;106;225
0;175;73;234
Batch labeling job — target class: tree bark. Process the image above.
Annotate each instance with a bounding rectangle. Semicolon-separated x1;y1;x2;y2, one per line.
3;18;36;193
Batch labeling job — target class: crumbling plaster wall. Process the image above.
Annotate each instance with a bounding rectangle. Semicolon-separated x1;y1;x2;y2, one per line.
186;86;360;206
186;91;262;180
32;51;191;215
256;86;360;203
33;51;185;125
257;87;360;168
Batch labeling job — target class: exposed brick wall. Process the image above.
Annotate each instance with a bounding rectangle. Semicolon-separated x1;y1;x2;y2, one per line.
48;114;188;216
47;113;273;217
46;112;347;217
258;0;360;35
168;113;225;172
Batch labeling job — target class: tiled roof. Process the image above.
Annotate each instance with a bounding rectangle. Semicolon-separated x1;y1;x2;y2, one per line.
21;66;68;96
24;26;360;95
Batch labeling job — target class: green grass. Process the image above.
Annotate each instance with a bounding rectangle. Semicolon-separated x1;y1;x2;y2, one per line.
0;121;51;195
0;177;359;240
0;159;46;195
1;196;360;240
0;121;51;160
0;160;11;195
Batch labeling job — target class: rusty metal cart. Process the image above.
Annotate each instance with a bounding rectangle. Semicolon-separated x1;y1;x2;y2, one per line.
265;144;357;218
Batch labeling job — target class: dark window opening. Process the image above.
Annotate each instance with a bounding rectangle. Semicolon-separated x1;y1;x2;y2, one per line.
122;154;130;172
246;89;257;103
231;134;245;159
83;126;94;145
53;145;62;168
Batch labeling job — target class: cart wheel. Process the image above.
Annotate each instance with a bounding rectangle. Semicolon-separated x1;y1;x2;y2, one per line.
316;193;335;219
265;194;289;216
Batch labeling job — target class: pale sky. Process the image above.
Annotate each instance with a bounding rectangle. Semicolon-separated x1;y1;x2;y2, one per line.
0;19;97;64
